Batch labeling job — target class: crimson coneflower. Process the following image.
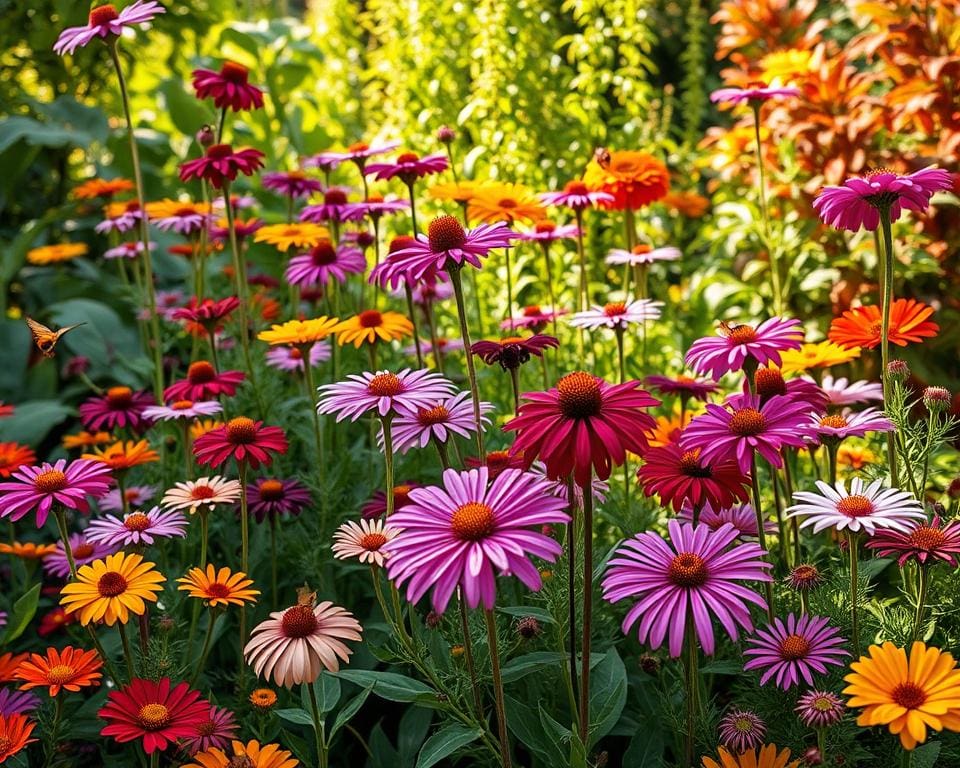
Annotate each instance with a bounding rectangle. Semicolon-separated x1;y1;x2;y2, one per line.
164;361;245;402
865;515;960;567
193;417;288;471
244;477;310;523
179;145;265;189
636;443;750;512
192;61;264;112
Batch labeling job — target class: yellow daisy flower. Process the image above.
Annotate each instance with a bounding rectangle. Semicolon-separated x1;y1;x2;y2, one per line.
837;444;878;473
467;181;545;225
333;310;413;348
143;199;212;220
778;341;861;375
27;243;88;265
257;316;340;346
62;431;114;451
72;178;134;199
428;180;478;204
60;552;165;626
253;223;329;253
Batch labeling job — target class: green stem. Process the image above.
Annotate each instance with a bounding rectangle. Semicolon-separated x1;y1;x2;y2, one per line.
182;421;193;480
578;478;594;744
45;694;63;768
684;614;699;768
458;596;484;718
404;285;424;369
540;242;559;340
828;443;838;486
912;564;929;642
920;412;936;495
849;531;861;656
307;680;329;768
449;268;484;458
878;208;899;486
509;366;521;416
565;477;579;718
504;247;514;329
199;511;208;569
615;326;625;384
484;610;512;768
192;610;219;686
750;453;776;622
751;102;782;314
270;516;278;608
53;508;77;579
301;343;327;526
574;208;587;364
381;414;395;516
238;462;249;688
117;621;136;680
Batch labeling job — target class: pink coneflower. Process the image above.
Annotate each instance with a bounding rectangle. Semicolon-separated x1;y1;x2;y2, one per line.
718;709;767;753
795;690;846;728
539;180;614;210
815;375;884;406
752;367;829;410
813;166;952;232
806;408;894;444
317;369;455;422
261;170;322;199
149;205;211;236
408;273;454;305
403;336;462;359
569;298;663;330
342;194;410;222
142;400;223;422
193;417;288;470
245;478;310;523
370;215;515;288
386;392;493;453
179;145;265;189
685;318;804;379
264;344;330;372
360;482;421;520
332;518;399;567
42;533;117;579
470;335;559;370
464;451;527;480
172;297;241;334
299;188;364;224
284;239;366;286
244;590;363;687
104;241;155;260
601;521;772;656
644;374;719;402
98;484;156;514
676;501;775;539
744;613;849;689
0;459;112;528
312;140;401;171
179;704;238;756
79;386;154;432
385;467;569;612
710;85;800;104
529;461;609;506
54;1;165;55
606;244;681;266
193;61;263;111
502;305;568;332
682;394;813;474
95;202;144;234
208;216;262;242
787;478;926;535
365;151;448;182
865;515;960;566
161;476;242;515
86;506;188;548
516;221;580;242
636;443;751;512
505;372;659;485
164;361;245;402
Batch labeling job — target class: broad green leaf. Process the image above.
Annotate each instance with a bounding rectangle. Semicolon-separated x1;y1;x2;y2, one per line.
329;685;373;738
0;400;74;446
2;584;41;645
588;648;627;746
334;669;434;702
276;708;315;727
415;725;481;768
501;651;566;683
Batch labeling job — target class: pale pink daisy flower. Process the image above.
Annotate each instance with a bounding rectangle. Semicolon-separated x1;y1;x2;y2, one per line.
529;461;608;506
142;400;223;422
814;375;884;406
104;241;155;260
317;369;455;422
264;344;330;372
54;2;166;56
86;506;188;547
516;222;580;242
806;407;894;444
364;151;449;182
569;298;663;330
98;484;156;514
161;476;242;515
331;518;399;567
42;532;118;579
384;392;493;453
402;337;463;359
606;245;681;266
787;478;926;535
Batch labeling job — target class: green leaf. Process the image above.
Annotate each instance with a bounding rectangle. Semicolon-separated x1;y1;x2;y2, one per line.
504;695;560;764
623;729;665;767
276;708;315;727
159;78;214;139
2;584;41;645
913;741;941;768
334;669;434;703
329;685;373;738
501;651;566;683
314;672;341;714
398;706;433;766
0;400;74;446
415;725;481;768
496;606;555;624
588;648;627;746
700;660;744;675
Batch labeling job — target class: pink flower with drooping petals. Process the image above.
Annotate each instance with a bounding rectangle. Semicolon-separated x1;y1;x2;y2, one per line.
569;298;663;330
164;362;245;402
42;533;118;579
814;375;884;406
717;710;767;753
299;188;364;224
744;613;849;689
310;140;400;171
502;305;568;332
317;369;455;422
192;61;264;112
86;506;188;548
676;500;775;540
95;202;144;234
470;335;559;370
284;240;366;286
865;515;960;567
54;2;165;56
244;477;311;523
98;484;156;514
385;467;569;613
142;400;223;422
751;367;829;411
179;145;265;189
0;459;112;528
516;221;580;242
341;194;409;222
685;318;804;379
806;407;894;444
261;171;323;199
332;518;399;567
365;151;448;182
539;180;614;210
179;704;238;756
79;386;154;432
710;85;800;104
637;443;750;513
644;374;719;401
193;418;288;470
104;241;155;260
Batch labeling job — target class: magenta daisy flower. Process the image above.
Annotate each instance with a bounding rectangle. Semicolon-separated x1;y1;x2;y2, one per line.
95;203;144;234
317;369;455;422
386;391;493;453
284;240;366;287
718;709;767;753
332;518;399;567
813;166;952;232
637;443;750;513
311;140;400;172
682;394;813;473
54;1;165;56
676;501;776;539
142;400;223;422
43;532;118;579
569;298;663;330
264;344;330;372
104;241;155;260
685;318;804;379
710;85;800;104
179;144;265;189
529;461;609;506
787;478;926;535
179;704;238;756
192;61;264;112
816;375;884;406
795;690;846;728
502;305;568;332
516;221;580;242
245;477;311;523
470;335;559;370
385;467;569;613
342;194;410;222
98;484;156;514
644;375;719;402
539;180;614;210
601;521;772;657
86;506;188;548
365;151;448;182
299;188;364;224
369;215;515;288
261;170;322;199
744;613;849;689
0;459;112;528
79;386;154;432
149;205;211;236
864;515;960;566
164;362;245;402
806;408;894;444
0;689;39;717
193;418;288;471
606;245;681;266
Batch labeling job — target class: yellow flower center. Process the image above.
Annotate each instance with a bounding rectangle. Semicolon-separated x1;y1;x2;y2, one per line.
137;703;171;730
837;495;874;518
819;415;848;429
45;664;76;685
729;408;766;436
34;470;68;493
451;502;495;541
722;324;758;344
171;400;195;411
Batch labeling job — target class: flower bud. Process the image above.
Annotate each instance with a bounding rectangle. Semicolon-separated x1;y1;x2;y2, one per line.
516;616;542;639
886;359;910;381
156;614;176;634
802;747;823;766
436;125;456;144
923;386;951;412
197;125;216;148
787;563;823;592
451;644;465;658
63;356;90;377
425;611;441;630
639;654;661;675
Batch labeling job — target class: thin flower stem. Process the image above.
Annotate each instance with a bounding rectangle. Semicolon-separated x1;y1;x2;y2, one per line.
199;511;209;568
404;284;424;369
849;531;861;656
615;326;626;384
827;444;838;486
424;300;444;375
574;209;587;364
578;478;594;744
381;414;395;516
407;182;419;236
782;458;801;565
504;247;514;329
270;516;279;607
749;453;776;622
920;411;936;495
118;475;130;517
684;614;700;768
458;595;484;718
817;728;826;765
540;242;559;340
238;462;250;688
372;218;381;307
307;680;329;768
484;609;512;768
565;477;579;716
53;507;77;579
182;421;193;480
751;103;783;315
878;208;900;486
192;610;219;686
449;268;485;458
117;621;136;680
509;367;521;416
150;752;159;768
912;564;929;642
300;343;327;523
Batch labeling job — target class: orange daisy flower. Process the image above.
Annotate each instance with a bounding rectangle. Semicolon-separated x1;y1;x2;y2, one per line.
0;714;37;763
14;646;103;696
583;150;670;210
177;565;260;608
26;243;88;265
143;198;212;221
253;222;329;253
191;419;224;440
428;180;478;204
645;410;694;449
248;688;277;711
661;190;710;218
332;310;413;348
0;653;28;683
73;178;134;199
828;298;939;350
62;431;114;451
468;182;545;225
0;442;36;478
82;440;159;471
0;541;57;560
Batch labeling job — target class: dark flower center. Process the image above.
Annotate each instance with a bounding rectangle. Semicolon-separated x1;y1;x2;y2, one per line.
497;198;518;209
97;571;128;598
289;347;303;360
367;373;403;397
89;4;119;25
679;449;712;478
137;703;171;731
226;417;257;444
417;404;450;426
389;235;417;253
228;757;255;768
564;181;589;195
123;512;152;532
909;526;946;551
360;533;388;550
779;633;811;660
206;144;234;160
819;415;848;429
534;220;556;233
892;682;927;710
668;552;708;587
73;543;95;559
358;310;383;328
729;408;766;436
206;582;232;598
837;495;874;517
428;215;467;252
603;302;627;317
722;324;758;344
557;372;603;419
188;361;217;384
311;240;337;264
324;189;347;205
107;386;133;407
281;604;318;638
396;152;419;164
174;206;199;217
35;469;68;494
755;368;786;399
191;484;217;500
259;479;285;501
219;61;250;83
196;719;218;736
451;502;495;541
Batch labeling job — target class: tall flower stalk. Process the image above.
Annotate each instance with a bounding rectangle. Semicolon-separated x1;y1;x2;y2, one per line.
484;610;512;768
750;103;784;315
877;208;899;485
578;477;594;743
449;267;485;458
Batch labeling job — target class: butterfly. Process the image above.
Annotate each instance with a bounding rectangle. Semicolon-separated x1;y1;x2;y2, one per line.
25;317;86;358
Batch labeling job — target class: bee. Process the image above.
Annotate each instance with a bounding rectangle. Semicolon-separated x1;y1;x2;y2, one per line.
25;317;86;358
593;146;611;169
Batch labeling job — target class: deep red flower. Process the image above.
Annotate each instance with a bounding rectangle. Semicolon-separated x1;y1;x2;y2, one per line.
172;297;241;337
471;334;559;371
193;417;288;470
99;678;210;754
464;450;527;480
504;372;659;485
636;442;750;512
179;145;265;189
78;387;154;432
192;61;264;112
164;362;245;402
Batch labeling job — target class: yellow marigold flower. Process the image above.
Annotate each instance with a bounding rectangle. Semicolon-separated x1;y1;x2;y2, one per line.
468;181;545;225
254;223;329;253
82;440;158;471
177;565;260;608
583;150;670;210
60;552;165;626
701;744;800;768
778;341;861;375
249;688;277;710
27;243;88;265
73;178;134;199
62;431;114;450
257;316;340;346
191;419;224;440
837;444;878;473
844;641;960;750
333;310;413;348
0;541;57;560
428;180;478;204
143;199;212;220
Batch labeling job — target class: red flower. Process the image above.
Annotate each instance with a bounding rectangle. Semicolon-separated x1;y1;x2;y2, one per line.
0;443;37;479
827;298;939;350
192;61;264;112
78;387;154;432
464;450;526;480
636;442;750;512
99;677;209;754
173;297;240;328
504;372;659;485
164;362;245;402
38;608;75;637
470;335;559;370
193;417;288;470
179;145;265;189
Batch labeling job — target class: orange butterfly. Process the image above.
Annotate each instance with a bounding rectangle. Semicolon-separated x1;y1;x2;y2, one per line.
25;317;86;358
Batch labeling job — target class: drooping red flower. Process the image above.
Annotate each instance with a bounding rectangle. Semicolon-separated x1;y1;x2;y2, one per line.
179;145;265;189
192;61;264;112
164;362;245;402
193;417;288;470
78;386;154;432
636;442;750;512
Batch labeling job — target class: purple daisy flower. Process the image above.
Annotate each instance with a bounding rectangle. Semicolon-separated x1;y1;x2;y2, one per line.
369;215;516;288
43;532;118;579
311;140;401;170
317;369;455;422
341;195;410;222
601;521;772;657
300;188;365;224
718;709;767;753
806;407;894;444
98;484;157;514
0;459;112;528
795;690;845;728
516;222;580;242
96;207;145;235
865;515;960;567
744;613;849;689
787;478;926;535
385;391;493;453
78;386;154;432
644;374;719;402
179;704;238;756
54;1;165;56
0;688;39;716
685;318;804;379
539;180;614;210
151;209;212;236
104;241;156;260
261;171;323;199
676;500;776;540
245;477;311;523
815;375;884;406
142;400;223;422
264;344;330;372
710;85;800;104
285;240;366;287
384;467;569;613
682;394;814;474
85;506;189;548
365;151;448;182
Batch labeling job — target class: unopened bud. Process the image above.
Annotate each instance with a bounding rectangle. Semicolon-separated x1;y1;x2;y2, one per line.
516;617;542;639
451;644;465;658
886;359;910;381
156;615;176;634
437;125;456;144
425;611;441;629
639;654;661;675
802;747;823;766
197;125;216;148
923;386;951;412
